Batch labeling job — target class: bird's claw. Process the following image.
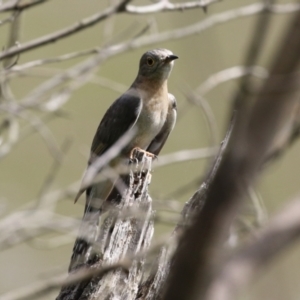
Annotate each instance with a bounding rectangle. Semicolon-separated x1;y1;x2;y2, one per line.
129;147;157;161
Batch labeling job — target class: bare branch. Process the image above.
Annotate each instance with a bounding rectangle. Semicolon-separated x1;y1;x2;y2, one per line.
196;66;268;96
128;2;300;50
1;233;172;300
207;196;300;300
231;0;274;115
36;138;72;207
2;47;101;76
0;108;62;161
0;211;79;251
126;0;219;14
0;12;17;26
2;9;21;69
154;147;217;168
0;0;131;61
0;263;129;300
0;0;50;13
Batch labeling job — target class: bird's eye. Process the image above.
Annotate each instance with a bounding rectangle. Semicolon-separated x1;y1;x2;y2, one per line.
146;57;154;66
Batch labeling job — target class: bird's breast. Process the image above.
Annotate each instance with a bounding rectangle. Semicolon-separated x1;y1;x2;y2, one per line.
134;94;168;149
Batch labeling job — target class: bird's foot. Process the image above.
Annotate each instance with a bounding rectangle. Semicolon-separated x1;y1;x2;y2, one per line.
129;147;157;161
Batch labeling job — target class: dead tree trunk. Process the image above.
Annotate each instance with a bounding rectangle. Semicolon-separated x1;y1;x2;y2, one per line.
57;150;155;300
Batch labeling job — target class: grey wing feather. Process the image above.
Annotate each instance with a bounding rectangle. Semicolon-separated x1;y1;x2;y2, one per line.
147;93;177;155
90;91;143;160
73;91;142;202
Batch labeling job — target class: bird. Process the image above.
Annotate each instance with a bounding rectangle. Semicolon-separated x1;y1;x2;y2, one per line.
69;48;178;271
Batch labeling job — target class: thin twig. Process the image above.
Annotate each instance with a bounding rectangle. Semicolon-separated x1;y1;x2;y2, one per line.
0;11;17;26
196;66;268;96
185;91;219;147
2;8;21;69
2;47;101;75
0;263;130;300
231;0;275;112
1;232;172;300
0;107;63;161
153;147;218;169
37;138;73;207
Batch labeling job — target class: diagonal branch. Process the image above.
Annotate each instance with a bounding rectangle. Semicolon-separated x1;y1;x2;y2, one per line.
0;0;50;13
206;196;300;300
0;0;131;61
126;0;219;14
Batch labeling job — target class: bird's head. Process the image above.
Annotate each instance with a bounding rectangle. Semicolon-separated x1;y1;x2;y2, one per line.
137;49;178;82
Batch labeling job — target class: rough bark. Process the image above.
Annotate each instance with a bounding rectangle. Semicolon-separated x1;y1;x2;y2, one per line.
57;150;154;300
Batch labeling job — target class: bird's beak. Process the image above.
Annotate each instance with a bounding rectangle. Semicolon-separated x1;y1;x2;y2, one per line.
165;55;179;63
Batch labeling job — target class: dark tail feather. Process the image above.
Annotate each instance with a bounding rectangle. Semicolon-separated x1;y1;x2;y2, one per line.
69;187;101;272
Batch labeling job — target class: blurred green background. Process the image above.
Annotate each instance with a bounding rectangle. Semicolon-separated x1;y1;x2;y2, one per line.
1;0;300;299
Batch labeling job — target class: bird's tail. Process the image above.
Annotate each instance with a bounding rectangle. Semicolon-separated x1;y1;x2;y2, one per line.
68;189;101;272
68;178;117;272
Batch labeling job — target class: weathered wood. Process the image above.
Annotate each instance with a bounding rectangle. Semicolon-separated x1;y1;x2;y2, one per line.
57;150;154;300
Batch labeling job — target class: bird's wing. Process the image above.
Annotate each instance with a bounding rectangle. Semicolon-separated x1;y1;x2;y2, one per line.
147;93;177;155
74;91;142;203
90;91;143;159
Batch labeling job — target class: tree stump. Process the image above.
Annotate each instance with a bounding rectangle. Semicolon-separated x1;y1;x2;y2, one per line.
57;149;155;300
